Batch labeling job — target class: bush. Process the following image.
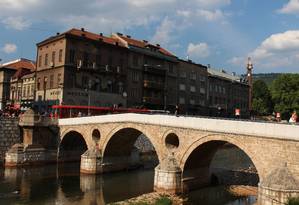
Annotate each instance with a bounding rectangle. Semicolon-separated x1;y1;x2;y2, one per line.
155;196;172;205
287;197;299;205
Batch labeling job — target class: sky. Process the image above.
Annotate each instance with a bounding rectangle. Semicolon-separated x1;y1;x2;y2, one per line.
0;0;299;74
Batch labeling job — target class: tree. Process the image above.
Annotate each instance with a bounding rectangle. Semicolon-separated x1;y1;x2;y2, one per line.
271;74;299;120
252;80;273;115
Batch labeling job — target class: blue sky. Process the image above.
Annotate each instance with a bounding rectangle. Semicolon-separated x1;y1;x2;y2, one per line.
1;0;299;74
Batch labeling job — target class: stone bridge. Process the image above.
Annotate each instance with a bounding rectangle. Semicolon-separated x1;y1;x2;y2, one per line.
5;112;299;205
56;113;299;205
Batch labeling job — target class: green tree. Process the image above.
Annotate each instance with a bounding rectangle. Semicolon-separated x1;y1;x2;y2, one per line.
252;80;273;115
270;74;299;120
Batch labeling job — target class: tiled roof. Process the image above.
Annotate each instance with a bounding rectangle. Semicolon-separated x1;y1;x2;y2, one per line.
66;28;123;46
1;58;36;71
115;34;175;57
208;68;241;82
11;68;32;80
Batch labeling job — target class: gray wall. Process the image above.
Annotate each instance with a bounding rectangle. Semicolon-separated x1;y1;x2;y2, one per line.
0;117;21;164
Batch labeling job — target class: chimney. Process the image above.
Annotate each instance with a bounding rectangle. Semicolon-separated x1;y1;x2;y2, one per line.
117;32;123;36
56;32;60;35
100;33;103;36
156;44;160;47
81;28;85;32
143;40;148;43
126;35;131;38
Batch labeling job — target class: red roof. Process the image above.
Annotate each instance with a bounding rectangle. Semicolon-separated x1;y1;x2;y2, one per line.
11;68;32;80
66;28;123;46
116;35;175;57
1;58;36;71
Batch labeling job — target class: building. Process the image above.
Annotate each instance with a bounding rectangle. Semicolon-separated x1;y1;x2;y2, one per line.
9;70;35;110
35;28;128;112
177;60;208;115
207;68;249;118
111;33;179;110
0;59;35;110
34;28;250;117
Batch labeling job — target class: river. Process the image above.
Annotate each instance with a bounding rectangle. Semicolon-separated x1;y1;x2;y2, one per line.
0;163;257;205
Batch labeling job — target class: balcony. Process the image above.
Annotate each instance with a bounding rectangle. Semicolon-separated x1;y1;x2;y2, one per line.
143;64;166;76
142;96;162;104
143;80;164;90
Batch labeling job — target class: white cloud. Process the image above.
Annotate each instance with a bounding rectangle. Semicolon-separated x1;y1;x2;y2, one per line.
229;30;299;71
187;42;210;59
2;16;31;30
151;17;176;45
2;43;17;54
193;0;231;8
197;9;226;21
278;0;299;15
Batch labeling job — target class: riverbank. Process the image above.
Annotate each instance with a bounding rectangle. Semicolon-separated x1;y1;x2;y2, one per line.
109;185;257;205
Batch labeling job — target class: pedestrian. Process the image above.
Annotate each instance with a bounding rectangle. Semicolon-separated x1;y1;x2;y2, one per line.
175;104;179;117
289;111;297;123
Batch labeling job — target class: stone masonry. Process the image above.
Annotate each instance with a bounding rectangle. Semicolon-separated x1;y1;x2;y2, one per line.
58;113;299;204
0;117;21;165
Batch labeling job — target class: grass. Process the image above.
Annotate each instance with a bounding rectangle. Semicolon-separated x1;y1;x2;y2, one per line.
287;198;299;205
155;196;172;205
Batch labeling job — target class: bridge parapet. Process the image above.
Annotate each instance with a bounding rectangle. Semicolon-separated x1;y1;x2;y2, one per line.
59;114;299;141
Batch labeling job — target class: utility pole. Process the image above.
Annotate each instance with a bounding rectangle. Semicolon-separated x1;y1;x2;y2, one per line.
247;57;253;115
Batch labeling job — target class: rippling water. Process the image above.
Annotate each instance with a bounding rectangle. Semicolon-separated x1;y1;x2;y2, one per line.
0;163;257;205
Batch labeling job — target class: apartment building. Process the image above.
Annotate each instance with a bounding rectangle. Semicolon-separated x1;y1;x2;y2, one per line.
0;59;35;110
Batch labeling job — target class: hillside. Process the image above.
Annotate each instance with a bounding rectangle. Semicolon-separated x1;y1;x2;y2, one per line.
252;73;283;86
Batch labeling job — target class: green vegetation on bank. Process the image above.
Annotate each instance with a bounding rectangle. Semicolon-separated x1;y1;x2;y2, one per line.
287;197;299;205
252;73;299;120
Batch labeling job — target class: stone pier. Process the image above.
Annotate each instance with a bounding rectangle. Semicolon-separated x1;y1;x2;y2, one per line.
80;148;102;174
5;109;58;167
154;154;182;194
258;165;299;205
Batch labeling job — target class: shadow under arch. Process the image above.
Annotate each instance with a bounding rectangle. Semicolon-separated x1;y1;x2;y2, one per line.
102;127;160;172
58;130;88;162
181;137;260;192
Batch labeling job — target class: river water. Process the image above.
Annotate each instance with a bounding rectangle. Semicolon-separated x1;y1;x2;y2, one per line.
0;162;257;205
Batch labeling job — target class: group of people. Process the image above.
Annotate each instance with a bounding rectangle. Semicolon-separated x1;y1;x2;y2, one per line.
0;109;21;118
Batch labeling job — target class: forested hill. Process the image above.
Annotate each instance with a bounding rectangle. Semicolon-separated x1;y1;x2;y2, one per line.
252;73;283;86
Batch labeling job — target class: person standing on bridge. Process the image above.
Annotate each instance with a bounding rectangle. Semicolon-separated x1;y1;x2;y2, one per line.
289;111;297;123
175;104;179;117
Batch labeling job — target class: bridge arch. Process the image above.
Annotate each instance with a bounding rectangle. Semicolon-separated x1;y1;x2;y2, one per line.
179;134;263;191
101;124;163;165
58;130;88;162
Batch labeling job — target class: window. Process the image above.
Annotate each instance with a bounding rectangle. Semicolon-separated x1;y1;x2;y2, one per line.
37;78;41;90
27;86;30;97
38;55;42;67
179;97;185;104
132;70;139;82
96;54;101;66
133;55;138;66
51;51;56;64
180;71;187;78
70;49;75;64
190;72;196;80
57;73;62;84
190;85;196;92
190;99;195;105
179;84;186;91
45;53;48;66
83;52;89;67
50;74;54;88
169;63;174;73
31;85;34;96
23;86;26;97
43;77;48;90
200;87;206;94
59;49;63;62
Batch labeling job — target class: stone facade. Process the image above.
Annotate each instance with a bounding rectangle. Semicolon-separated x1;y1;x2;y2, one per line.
0;117;21;164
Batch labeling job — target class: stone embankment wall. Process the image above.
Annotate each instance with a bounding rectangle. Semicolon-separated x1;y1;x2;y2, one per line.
0;117;21;164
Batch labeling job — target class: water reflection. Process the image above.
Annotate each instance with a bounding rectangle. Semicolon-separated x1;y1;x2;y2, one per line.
0;163;256;205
